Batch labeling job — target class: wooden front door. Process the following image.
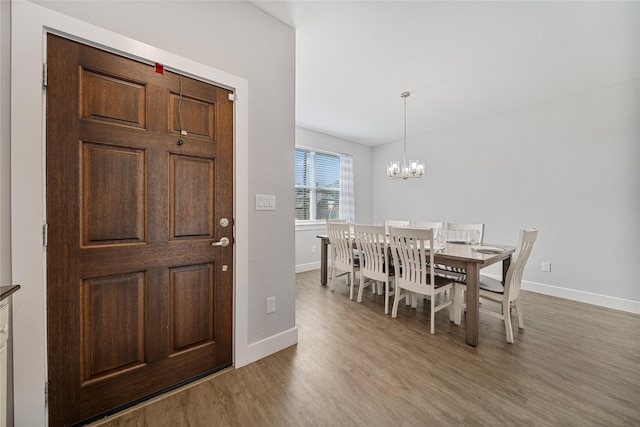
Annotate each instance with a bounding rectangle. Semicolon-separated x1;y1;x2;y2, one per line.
46;34;234;426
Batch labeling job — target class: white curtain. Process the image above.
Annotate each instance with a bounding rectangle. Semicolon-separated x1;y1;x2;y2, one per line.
340;154;355;223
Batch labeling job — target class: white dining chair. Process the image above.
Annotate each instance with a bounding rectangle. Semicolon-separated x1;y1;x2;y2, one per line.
453;229;538;343
446;222;485;244
325;218;347;224
411;220;454;296
326;221;360;300
354;224;395;314
389;227;455;334
437;223;486;282
413;221;444;231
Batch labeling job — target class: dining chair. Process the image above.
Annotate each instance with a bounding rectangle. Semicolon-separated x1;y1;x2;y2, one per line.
326;221;360;300
385;219;410;235
413;221;444;231
453;229;538;343
446;222;485;244
411;220;455;290
438;223;486;281
325;218;347;224
389;227;455;334
354;224;395;314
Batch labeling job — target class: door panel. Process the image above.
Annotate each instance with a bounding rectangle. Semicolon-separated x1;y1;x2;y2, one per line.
170;155;215;239
46;34;233;426
81;70;147;128
81;143;146;245
81;272;146;382
169;94;215;140
170;264;215;353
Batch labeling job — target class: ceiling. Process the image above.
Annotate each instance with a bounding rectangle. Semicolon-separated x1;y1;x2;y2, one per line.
249;1;638;147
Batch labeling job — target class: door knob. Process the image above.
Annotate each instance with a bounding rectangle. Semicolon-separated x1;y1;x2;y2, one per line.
211;237;230;247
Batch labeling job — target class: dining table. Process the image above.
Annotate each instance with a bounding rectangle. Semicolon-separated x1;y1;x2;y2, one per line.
316;234;515;346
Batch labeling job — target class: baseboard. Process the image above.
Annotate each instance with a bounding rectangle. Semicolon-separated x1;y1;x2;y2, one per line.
484;274;639;314
296;262;320;273
245;326;298;365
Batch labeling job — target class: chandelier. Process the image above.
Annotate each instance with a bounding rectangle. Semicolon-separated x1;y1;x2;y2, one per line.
386;91;425;179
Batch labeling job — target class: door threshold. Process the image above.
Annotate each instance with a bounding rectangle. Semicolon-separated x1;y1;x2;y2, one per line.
83;364;235;426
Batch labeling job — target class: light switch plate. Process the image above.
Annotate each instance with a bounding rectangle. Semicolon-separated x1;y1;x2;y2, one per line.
256;194;276;211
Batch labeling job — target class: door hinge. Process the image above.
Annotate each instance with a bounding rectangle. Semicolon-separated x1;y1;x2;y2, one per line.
45;381;49;407
43;223;48;247
42;63;48;89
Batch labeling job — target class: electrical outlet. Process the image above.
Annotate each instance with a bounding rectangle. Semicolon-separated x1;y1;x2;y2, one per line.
311;245;316;253
542;261;551;272
266;297;276;314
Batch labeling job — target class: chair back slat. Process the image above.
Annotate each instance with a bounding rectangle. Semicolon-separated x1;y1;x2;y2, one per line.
505;229;538;300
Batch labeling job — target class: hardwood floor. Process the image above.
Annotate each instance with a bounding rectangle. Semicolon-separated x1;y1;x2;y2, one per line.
91;270;640;426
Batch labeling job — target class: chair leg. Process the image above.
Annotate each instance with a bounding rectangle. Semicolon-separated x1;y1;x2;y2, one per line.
449;286;455;323
384;280;390;315
430;293;436;334
503;300;514;343
391;288;403;318
357;275;366;303
453;284;464;325
349;272;355;300
329;266;335;292
514;298;525;330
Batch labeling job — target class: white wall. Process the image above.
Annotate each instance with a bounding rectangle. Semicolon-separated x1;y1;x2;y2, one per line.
0;0;10;285
373;80;640;312
8;1;296;425
295;127;372;272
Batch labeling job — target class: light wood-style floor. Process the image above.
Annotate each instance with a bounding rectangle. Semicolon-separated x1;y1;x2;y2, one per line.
92;270;640;426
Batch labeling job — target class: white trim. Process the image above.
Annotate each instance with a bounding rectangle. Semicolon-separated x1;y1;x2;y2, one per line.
245;327;298;365
296;144;343;158
483;274;640;314
296;262;321;273
521;280;640;314
295;220;327;232
11;2;249;425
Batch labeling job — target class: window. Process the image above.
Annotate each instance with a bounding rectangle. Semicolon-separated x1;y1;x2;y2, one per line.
295;148;353;222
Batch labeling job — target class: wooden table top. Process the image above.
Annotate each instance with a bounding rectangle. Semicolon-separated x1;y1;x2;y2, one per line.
434;242;515;264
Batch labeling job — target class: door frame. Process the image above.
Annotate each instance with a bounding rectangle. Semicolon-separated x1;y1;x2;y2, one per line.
11;2;249;425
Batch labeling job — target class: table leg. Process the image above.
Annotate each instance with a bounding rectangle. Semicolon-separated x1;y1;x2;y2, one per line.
465;262;480;346
320;238;328;285
502;256;511;285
